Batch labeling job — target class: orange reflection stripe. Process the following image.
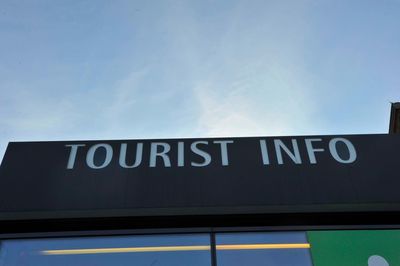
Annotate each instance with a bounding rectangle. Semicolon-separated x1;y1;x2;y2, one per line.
216;243;311;250
41;245;211;255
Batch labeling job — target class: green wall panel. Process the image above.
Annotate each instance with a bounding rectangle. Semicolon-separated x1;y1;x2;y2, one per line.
308;230;400;266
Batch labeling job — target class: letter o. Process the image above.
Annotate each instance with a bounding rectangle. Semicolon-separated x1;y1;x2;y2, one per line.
86;143;113;169
329;138;357;163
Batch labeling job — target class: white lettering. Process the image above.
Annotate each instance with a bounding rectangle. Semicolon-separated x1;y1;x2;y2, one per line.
65;144;85;169
119;143;143;168
178;142;184;167
259;140;270;165
213;140;234;166
86;143;113;169
329;138;357;163
149;142;171;167
191;141;211;167
274;139;302;164
305;138;324;164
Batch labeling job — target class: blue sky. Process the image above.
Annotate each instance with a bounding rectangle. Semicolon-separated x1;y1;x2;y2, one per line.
1;0;399;161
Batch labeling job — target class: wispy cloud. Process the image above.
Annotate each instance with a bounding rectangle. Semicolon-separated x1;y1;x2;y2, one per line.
191;60;319;137
169;1;322;137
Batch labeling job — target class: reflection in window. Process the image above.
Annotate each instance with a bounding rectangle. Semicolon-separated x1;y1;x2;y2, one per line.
0;234;211;266
216;232;313;266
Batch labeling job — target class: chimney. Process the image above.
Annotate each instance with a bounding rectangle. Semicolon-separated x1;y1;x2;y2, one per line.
389;102;400;134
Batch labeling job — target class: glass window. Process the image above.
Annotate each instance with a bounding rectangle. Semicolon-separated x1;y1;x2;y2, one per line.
0;234;211;266
216;232;313;266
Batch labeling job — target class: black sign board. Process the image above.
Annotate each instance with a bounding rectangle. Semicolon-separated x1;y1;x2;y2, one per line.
0;134;399;221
